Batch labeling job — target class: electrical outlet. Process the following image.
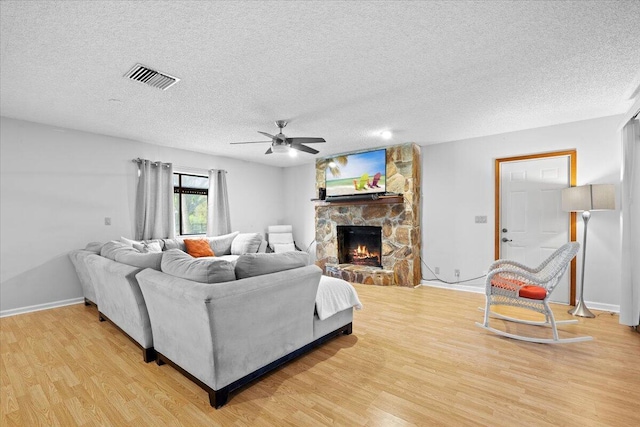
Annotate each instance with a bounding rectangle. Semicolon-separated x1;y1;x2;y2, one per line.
475;215;487;223
454;269;460;278
104;217;111;226
435;267;440;274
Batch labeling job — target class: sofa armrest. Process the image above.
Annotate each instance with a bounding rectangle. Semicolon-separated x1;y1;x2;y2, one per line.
136;264;322;391
69;249;99;304
85;254;152;348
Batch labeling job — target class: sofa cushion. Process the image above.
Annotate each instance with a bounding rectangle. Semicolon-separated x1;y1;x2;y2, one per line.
100;240;137;260
161;249;235;284
115;251;163;270
133;241;163;253
84;241;104;254
231;233;263;255
184;239;215;257
120;236;163;253
161;238;185;251
235;251;309;279
120;236;138;247
208;231;240;256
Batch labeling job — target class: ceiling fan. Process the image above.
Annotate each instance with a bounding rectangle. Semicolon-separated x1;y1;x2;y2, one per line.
231;120;326;155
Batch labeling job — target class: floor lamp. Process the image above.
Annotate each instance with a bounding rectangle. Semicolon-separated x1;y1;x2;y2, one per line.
561;184;615;318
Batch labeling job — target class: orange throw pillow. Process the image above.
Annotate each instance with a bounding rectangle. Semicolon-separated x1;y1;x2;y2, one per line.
184;239;215;258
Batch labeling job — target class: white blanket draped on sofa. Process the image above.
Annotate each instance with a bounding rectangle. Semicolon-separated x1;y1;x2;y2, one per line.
315;276;363;320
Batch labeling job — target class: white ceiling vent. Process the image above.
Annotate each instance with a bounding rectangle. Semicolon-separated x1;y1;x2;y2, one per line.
123;63;180;90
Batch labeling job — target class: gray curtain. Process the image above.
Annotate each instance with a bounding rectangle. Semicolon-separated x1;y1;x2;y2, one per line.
620;117;639;327
207;169;231;236
135;159;175;240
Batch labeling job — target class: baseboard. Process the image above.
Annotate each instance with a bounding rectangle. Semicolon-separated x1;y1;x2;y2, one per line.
420;280;484;294
420;280;621;313
0;297;84;318
583;302;620;314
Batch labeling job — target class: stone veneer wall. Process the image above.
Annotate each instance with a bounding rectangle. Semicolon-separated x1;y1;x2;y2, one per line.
315;143;421;286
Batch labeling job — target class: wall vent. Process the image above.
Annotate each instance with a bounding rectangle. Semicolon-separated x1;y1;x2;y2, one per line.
123;63;180;90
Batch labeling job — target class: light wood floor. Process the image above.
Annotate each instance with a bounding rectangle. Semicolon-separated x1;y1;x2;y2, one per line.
1;285;639;426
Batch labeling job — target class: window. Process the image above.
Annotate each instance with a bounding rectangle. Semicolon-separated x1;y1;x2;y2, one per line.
173;173;208;235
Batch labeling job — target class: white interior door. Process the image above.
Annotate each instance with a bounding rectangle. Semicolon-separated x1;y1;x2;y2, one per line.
500;156;571;303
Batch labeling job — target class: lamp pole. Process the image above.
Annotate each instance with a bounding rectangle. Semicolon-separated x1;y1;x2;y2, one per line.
569;210;596;318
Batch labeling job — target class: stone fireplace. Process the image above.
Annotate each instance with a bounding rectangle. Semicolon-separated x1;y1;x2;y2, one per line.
337;225;382;268
314;143;421;287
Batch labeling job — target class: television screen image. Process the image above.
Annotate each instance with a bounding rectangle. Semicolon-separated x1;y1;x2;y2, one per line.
325;149;386;197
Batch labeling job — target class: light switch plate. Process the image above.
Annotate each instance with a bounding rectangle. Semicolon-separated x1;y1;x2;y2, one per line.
475;215;487;223
104;217;111;226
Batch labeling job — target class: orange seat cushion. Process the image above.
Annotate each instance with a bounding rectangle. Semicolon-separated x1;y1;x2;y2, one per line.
184;239;215;258
519;285;547;300
491;277;547;300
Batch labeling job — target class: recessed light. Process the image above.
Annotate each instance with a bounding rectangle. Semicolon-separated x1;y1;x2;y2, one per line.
380;130;392;140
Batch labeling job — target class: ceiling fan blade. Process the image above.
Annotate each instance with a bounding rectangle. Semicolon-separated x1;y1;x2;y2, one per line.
286;137;326;144
258;131;275;139
265;147;273;154
230;141;272;144
291;143;319;155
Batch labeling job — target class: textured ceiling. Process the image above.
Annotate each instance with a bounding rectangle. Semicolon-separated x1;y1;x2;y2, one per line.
1;1;639;167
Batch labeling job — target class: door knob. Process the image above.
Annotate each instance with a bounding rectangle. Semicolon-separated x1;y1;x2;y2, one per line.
502;237;512;242
502;228;508;233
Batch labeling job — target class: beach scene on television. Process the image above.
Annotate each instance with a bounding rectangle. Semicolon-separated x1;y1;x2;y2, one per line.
325;149;386;197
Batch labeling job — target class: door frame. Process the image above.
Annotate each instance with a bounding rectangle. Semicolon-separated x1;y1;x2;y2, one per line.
494;150;577;304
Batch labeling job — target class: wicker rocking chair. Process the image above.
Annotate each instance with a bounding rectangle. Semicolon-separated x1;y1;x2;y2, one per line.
476;242;592;344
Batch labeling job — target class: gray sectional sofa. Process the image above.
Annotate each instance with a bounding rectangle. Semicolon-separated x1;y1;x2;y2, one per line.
69;232;360;408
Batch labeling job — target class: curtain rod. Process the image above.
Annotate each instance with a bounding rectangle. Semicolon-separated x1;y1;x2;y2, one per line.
132;158;171;167
172;165;227;174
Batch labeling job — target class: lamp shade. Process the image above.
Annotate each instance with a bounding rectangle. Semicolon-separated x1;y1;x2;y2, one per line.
561;184;615;212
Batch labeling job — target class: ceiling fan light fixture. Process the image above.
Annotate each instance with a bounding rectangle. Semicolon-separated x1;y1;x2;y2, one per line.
271;144;289;154
288;148;298;157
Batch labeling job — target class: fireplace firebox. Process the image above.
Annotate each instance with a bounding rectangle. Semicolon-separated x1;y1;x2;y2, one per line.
337;225;382;268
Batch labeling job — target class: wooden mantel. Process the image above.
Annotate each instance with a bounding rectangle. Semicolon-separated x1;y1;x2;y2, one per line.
311;195;404;206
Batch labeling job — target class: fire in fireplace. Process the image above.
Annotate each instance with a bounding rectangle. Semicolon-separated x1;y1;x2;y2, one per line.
337;225;382;268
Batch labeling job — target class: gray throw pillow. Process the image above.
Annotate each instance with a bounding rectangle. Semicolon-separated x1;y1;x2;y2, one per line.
230;233;263;255
161;249;236;284
208;231;240;255
100;241;136;261
235;251;309;279
115;251;163;270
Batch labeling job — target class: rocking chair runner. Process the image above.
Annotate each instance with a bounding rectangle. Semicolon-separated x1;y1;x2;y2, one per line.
476;242;592;344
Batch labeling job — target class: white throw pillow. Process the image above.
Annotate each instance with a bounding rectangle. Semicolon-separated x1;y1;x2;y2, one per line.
161;249;236;284
231;233;263;255
207;231;240;255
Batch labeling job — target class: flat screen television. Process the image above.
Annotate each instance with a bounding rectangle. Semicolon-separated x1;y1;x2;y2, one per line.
325;148;386;197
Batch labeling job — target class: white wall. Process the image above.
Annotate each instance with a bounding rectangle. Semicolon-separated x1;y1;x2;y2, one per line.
282;164;318;261
0;117;285;313
281;115;623;309
422;115;623;309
